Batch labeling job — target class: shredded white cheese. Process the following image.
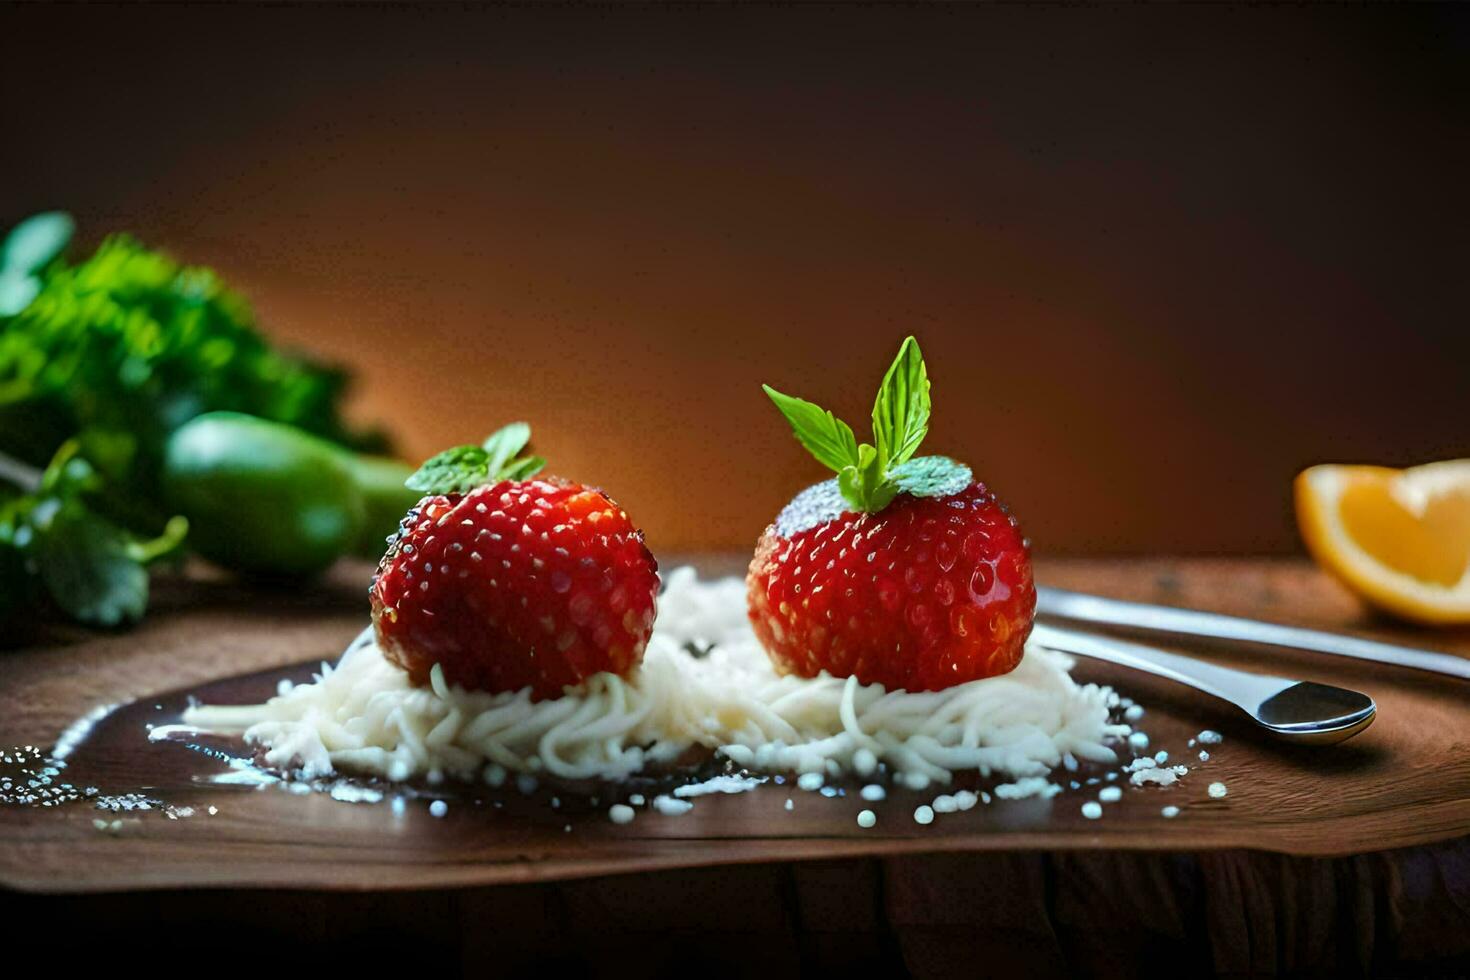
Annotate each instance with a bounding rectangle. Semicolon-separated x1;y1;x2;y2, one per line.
184;568;1128;786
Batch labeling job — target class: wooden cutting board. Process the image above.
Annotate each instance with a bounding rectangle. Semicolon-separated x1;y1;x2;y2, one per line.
2;556;1467;894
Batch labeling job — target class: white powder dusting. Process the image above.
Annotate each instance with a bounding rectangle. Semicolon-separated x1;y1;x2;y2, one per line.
183;569;1128;787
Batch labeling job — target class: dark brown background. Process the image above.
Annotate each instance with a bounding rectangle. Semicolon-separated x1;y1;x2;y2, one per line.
2;3;1466;556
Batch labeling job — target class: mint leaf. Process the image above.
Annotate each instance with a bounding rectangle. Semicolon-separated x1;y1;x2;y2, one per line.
33;503;150;627
406;425;546;494
837;443;898;513
406;445;491;494
482;422;531;477
762;385;860;474
500;455;545;481
1;211;74;277
891;455;972;499
871;335;930;470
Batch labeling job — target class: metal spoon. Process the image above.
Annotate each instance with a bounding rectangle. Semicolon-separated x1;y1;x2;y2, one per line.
1036;585;1470;681
1031;623;1377;745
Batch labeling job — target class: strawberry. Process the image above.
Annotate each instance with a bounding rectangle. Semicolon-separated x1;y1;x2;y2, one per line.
370;423;658;699
748;337;1035;691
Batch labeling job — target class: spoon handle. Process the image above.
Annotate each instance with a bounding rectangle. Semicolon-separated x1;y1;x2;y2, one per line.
1036;586;1470;681
1030;623;1295;713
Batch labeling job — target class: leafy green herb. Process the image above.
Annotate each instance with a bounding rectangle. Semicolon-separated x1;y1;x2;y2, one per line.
406;422;546;494
891;454;972;498
764;336;967;512
0;212;74;317
0;210;397;630
0;440;188;627
761;387;860;473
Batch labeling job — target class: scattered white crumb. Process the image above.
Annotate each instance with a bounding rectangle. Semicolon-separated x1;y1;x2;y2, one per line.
995;777;1062;800
673;774;766;798
860;784;887;802
550;796;560;809
857;809;877;828
1208;781;1228;799
913;805;935;825
629;793;646;806
1198;730;1223;745
1128;732;1150;751
1123;704;1145;722
652;794;694;815
1161;805;1180;818
980;791;992;804
932;794;958;813
1098;786;1122;803
207;806;218;816
484;764;507;787
954;790;978;810
1198;750;1210;762
1130;765;1189;787
608;804;635;824
1154;751;1169;764
429;800;448;818
784;798;793;811
797;772;824;792
1081;801;1103;820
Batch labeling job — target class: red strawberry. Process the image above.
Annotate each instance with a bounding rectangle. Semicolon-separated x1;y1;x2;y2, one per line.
370;424;658;699
748;337;1035;691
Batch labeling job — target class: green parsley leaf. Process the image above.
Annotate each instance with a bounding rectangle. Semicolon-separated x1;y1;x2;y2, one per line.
32;502;150;627
1;211;74;277
890;455;972;499
762;385;860;474
0;272;41;317
871;335;930;471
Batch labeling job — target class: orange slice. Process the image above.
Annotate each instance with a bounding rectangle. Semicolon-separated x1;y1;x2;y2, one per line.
1295;461;1470;625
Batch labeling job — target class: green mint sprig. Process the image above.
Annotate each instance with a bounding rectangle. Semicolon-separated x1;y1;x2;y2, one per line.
763;336;971;513
405;422;547;494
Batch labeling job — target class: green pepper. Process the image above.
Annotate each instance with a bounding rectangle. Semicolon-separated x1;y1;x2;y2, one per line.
162;412;420;577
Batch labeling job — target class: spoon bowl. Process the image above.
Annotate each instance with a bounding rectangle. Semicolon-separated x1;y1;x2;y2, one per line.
1030;623;1378;746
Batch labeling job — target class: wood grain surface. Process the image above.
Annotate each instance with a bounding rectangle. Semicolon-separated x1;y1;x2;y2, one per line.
1;557;1468;897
